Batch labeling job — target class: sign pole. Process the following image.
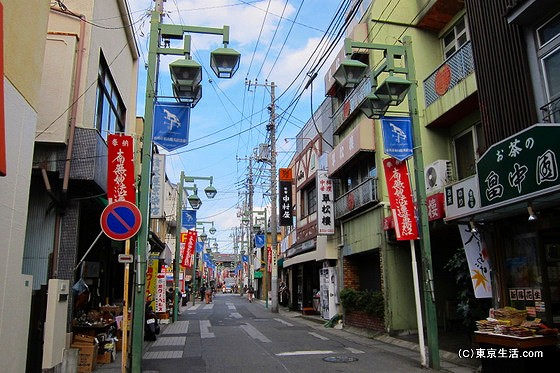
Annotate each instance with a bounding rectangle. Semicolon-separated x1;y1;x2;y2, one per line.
121;239;131;373
410;239;426;367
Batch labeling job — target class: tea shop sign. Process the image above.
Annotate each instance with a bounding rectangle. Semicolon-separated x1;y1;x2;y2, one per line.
477;124;560;207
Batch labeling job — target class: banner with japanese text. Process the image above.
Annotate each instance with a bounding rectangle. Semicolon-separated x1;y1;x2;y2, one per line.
242;255;249;275
317;170;334;234
107;134;136;204
156;273;167;313
153;102;191;151
182;209;197;229
181;230;197;267
150;153;165;218
383;157;418;241
279;168;293;226
381;117;413;161
145;252;159;302
267;246;272;272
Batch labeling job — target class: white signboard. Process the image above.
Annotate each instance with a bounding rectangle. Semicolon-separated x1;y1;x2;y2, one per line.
156;273;167;313
317;170;334;235
444;175;480;221
150;154;166;218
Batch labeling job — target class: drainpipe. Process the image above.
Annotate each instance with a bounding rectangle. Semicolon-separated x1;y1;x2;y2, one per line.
50;8;86;277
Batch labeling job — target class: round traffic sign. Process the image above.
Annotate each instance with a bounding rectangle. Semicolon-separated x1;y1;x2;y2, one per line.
100;201;142;241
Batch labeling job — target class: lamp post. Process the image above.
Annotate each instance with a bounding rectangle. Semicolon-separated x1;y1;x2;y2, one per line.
133;1;239;369
174;172;216;322
334;37;439;370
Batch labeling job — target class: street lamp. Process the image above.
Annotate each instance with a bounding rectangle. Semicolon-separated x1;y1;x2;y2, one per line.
334;37;439;370
134;1;240;368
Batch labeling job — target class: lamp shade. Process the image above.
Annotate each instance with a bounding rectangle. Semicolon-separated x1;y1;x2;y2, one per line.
209;226;216;235
187;194;202;209
333;58;368;88
359;92;390;119
172;83;202;107
169;58;202;87
204;185;217;199
210;47;241;78
253;224;261;233
374;75;412;106
199;232;207;242
241;216;250;226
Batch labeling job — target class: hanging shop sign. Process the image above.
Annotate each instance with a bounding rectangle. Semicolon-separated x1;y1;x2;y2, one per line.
383;157;418;241
381;116;413;161
107;134;136;204
153;102;190;151
317;170;334;235
444;175;480;221
156;273;167;313
279;168;293;226
477;123;560;208
426;192;445;221
150;153;165;218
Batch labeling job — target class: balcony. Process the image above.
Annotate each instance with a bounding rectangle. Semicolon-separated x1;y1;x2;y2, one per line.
334;177;379;219
423;41;475;107
541;96;560;124
331;77;371;134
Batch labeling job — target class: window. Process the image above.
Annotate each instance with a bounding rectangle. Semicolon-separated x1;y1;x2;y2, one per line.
300;183;317;218
442;16;470;59
452;123;485;180
95;54;125;140
537;13;560;120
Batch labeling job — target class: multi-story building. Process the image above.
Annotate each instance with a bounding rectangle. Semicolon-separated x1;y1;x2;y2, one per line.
0;1;50;372
19;1;140;370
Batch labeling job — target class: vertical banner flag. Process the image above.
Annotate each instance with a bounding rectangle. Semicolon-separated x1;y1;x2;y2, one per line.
181;230;197;267
150;153;165;218
279;168;293;226
381;117;413;161
458;224;492;298
145;252;159;301
242;255;249;275
182;210;197;229
255;234;265;248
383;157;418;240
153;102;191;151
156;273;167;312
107;134;136;204
196;241;204;253
317;170;334;234
267;247;272;272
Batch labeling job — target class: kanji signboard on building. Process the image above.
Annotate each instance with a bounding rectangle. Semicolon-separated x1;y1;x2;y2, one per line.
107;134;136;204
150;153;165;218
317;170;334;235
279;168;293;226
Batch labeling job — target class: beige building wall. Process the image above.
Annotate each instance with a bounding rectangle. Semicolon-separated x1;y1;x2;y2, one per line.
0;1;50;372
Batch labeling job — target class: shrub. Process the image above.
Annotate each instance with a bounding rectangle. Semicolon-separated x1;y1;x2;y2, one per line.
340;288;384;319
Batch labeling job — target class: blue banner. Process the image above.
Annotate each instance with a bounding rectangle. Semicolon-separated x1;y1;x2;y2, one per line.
381;116;413;161
196;242;204;253
153;102;191;151
255;234;265;248
181;210;196;229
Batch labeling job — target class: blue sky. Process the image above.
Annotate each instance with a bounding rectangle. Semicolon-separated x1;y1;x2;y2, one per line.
128;0;346;252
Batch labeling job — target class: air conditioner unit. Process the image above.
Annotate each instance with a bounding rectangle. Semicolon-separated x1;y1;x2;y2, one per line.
425;160;452;192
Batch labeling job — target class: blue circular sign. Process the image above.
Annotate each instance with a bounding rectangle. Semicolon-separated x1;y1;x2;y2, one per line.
101;201;142;241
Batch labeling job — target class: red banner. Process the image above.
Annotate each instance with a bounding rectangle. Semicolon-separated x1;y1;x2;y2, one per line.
181;230;197;267
107;134;136;204
383;158;418;241
426;192;445;221
267;246;272;272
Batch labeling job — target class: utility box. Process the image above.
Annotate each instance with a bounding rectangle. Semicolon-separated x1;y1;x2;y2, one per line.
42;279;70;369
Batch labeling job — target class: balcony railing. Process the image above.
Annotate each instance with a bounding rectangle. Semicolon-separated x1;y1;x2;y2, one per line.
331;77;371;133
541;96;560;124
423;41;475;107
334;177;379;219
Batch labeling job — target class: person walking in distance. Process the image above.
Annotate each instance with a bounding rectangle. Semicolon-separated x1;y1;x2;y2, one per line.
247;285;254;303
199;284;206;302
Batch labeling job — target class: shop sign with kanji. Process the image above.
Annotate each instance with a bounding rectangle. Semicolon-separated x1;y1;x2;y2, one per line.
316;170;334;235
279;168;293;226
181;230;197;268
477;124;560;207
107;134;135;204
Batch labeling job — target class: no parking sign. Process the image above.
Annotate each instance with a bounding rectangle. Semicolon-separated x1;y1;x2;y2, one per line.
100;201;142;241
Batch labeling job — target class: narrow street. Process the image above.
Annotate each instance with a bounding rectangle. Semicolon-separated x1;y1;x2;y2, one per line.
99;293;477;373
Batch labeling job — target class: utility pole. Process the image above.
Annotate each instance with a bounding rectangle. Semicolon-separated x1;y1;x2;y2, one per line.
246;80;278;312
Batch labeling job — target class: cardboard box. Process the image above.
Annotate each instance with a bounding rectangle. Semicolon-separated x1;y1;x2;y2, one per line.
73;334;97;344
71;343;98;373
97;351;113;364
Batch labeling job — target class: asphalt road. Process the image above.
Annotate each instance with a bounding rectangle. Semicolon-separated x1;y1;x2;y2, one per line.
136;293;431;373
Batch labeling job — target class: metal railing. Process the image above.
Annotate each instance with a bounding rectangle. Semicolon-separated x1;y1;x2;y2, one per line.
541;96;560;123
334;177;379;219
423;41;475;107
